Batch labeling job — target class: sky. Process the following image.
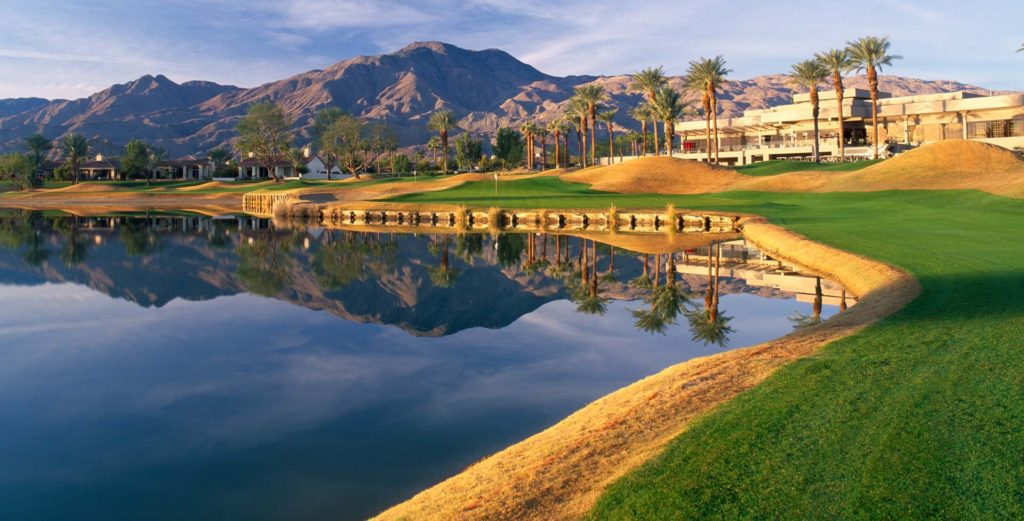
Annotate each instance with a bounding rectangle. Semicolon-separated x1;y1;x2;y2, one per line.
1;0;1021;100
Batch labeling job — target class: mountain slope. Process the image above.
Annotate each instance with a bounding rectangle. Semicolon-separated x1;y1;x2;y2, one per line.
0;41;1006;156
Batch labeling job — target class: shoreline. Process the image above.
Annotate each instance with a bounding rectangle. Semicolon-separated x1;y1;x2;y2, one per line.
373;216;920;520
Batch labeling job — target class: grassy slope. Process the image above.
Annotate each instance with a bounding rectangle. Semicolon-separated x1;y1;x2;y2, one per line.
735;159;882;176
394;177;1024;518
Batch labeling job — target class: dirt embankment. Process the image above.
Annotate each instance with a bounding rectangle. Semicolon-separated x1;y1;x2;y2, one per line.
562;157;747;194
560;141;1024;198
374;218;920;521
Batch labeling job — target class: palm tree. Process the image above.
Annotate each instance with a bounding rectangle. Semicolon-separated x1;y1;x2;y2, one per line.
597;109;618;164
429;235;460;288
547;119;567;169
60;133;89;184
426;136;442;169
629;104;652;156
789;59;830;162
630;67;667;156
520;121;538;170
536;126;549;169
816;48;856;162
573;84;607;167
686;57;731;164
652;86;686;156
847;36;901;159
566;98;588;167
208;147;231;177
23;133;52;175
427;109;457;173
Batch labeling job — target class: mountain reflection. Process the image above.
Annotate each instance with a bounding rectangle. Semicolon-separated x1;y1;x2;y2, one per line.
0;211;844;337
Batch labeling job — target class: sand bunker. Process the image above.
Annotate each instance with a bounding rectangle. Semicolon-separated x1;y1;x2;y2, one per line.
559;142;1024;198
744;141;1024;196
563;157;746;194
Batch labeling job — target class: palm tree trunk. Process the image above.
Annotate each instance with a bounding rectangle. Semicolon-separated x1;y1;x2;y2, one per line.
608;246;615;275
703;96;712;163
868;67;880;160
642;254;649;279
835;74;845;162
442;131;449;173
608;124;614;164
811;86;821;162
554;132;560;169
589;110;597;167
641;120;648;157
711;91;720;164
653;253;661;288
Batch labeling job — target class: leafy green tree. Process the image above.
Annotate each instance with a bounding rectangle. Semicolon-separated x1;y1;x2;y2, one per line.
0;153;36;190
318;114;388;179
392;154;412;173
427;109;457;173
236;233;294;296
23;133;52;173
312;107;347;180
492;128;524;169
119;218;160;256
60;133;89;184
146;146;167;183
121;139;151;181
847;36;901;159
789;59;830;162
496;233;525;267
236;102;292;182
454;133;483;171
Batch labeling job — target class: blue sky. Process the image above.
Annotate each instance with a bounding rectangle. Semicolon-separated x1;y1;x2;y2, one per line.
1;0;1021;99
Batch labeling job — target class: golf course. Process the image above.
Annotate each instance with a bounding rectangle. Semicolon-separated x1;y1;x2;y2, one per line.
368;141;1024;519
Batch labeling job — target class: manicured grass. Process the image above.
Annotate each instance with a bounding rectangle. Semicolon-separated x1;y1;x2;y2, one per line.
391;176;1024;518
735;159;883;176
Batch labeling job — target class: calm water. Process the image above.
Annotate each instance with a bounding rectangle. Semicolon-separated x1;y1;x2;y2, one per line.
0;212;845;520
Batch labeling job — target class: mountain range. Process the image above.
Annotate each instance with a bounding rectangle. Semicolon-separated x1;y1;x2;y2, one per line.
0;41;1007;157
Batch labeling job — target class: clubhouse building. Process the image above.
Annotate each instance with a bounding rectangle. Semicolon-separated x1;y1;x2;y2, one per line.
674;89;1024;165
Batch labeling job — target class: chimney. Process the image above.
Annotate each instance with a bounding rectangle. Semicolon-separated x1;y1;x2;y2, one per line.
302;146;311;158
96;153;103;161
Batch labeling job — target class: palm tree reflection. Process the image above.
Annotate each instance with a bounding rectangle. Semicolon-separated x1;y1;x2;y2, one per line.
684;243;734;346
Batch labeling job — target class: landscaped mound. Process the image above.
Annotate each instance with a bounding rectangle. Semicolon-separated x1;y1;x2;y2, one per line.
561;156;746;194
743;140;1024;196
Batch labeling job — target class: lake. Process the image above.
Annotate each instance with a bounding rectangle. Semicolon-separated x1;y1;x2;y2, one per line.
0;211;849;520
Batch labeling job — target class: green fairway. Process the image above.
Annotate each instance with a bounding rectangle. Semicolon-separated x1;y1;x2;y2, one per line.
735;159;882;176
390;176;1024;518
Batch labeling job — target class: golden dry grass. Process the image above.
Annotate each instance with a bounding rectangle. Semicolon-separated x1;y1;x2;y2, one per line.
562;156;746;194
557;141;1024;199
743;141;1024;196
374;218;920;521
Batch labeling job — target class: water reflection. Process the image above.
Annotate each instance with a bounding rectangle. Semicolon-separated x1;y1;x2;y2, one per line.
0;210;853;519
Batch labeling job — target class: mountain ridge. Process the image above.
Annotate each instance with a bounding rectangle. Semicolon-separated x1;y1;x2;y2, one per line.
0;41;1009;156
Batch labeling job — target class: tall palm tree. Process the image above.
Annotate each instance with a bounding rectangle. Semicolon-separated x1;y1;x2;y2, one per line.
816;48;856;161
652;86;686;156
547;119;568;169
61;133;89;184
629;104;653;156
566;97;589;167
427;109;457;173
23;133;52;174
789;59;830;162
536;126;549;169
630;67;667;156
426;136;442;169
597;109;618;164
573;84;607;167
686;56;731;164
847;36;901;159
520;121;538;170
